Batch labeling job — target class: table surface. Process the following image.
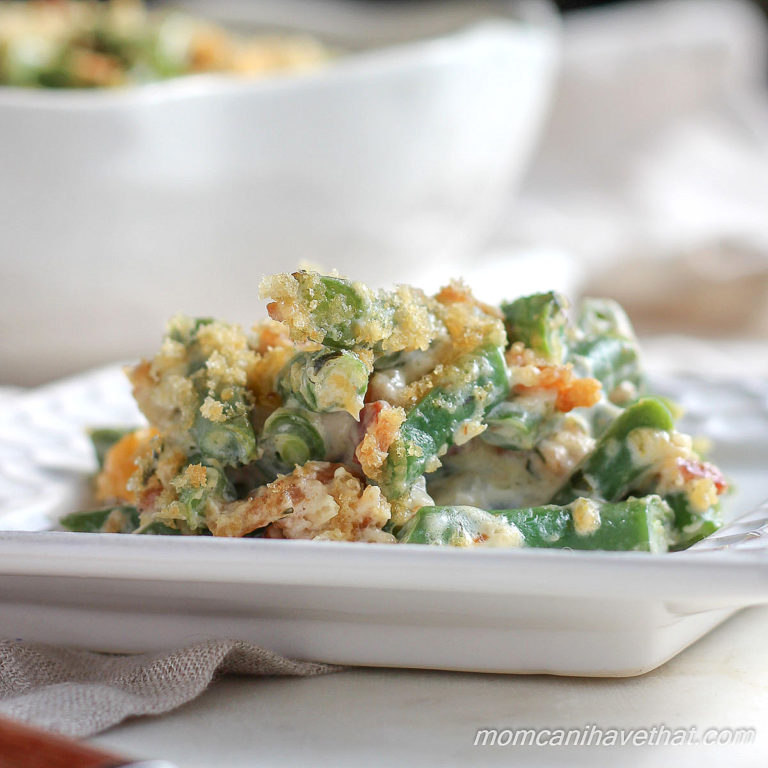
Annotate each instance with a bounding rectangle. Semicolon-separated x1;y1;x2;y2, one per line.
91;605;768;767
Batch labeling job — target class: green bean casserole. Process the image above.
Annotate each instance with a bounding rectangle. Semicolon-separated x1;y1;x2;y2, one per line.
62;271;728;552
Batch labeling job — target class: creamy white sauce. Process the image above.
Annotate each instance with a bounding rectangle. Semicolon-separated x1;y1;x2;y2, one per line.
428;418;594;510
426;506;523;548
318;411;358;464
367;368;407;403
571;497;601;536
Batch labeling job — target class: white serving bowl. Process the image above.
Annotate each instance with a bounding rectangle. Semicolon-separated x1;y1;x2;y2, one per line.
0;2;559;385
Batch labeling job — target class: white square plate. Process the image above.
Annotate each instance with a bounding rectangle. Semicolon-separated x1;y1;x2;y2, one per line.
0;365;766;676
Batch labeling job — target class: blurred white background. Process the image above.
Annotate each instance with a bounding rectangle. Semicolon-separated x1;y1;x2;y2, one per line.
1;0;767;386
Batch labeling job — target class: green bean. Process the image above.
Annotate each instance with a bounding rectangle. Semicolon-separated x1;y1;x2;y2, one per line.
60;505;180;535
578;298;636;339
552;397;675;504
258;407;326;476
262;271;441;352
481;397;554;450
569;336;642;398
665;492;723;551
139;522;183;536
60;506;139;533
501;291;568;363
166;457;236;532
570;298;644;399
167;316;258;467
278;349;370;417
191;411;257;467
382;344;510;498
398;496;672;553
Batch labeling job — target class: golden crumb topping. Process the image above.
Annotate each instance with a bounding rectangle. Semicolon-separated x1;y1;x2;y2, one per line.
207;461;393;542
434;279;506;352
355;401;407;482
127;317;257;450
260;271;441;353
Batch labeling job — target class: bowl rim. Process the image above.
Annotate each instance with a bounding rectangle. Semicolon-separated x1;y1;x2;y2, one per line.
0;15;559;111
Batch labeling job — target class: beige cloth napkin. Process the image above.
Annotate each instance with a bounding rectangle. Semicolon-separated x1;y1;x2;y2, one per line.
0;639;339;738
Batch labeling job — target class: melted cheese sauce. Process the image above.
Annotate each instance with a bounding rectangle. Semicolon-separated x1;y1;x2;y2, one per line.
571;497;601;536
628;428;718;513
425;506;524;548
428;415;595;510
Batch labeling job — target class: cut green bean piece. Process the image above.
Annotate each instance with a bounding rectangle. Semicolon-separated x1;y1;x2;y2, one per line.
301;274;369;349
665;492;722;550
383;344;509;498
258;407;326;476
191;411;257;467
578;298;636;340
278;349;370;417
481;398;553;450
398;496;672;553
501;292;568;363
570;297;644;401
552;397;675;504
167;316;258;467
569;336;642;398
88;427;137;469
172;457;236;532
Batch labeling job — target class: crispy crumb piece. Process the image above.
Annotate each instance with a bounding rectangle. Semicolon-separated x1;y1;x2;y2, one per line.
126;317;257;450
260;271;441;353
355;401;407;482
200;396;226;423
506;342;602;412
207;461;394;541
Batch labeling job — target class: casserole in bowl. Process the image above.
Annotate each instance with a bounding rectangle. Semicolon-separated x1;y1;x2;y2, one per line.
0;1;559;385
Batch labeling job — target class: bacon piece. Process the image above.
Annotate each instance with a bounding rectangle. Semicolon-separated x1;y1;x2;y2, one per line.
677;457;728;494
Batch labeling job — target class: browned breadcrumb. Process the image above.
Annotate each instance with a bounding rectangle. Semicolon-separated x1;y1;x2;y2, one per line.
179;463;208;489
206;461;393;542
200;396;226;423
505;341;541;369
260;273;313;342
260;272;441;353
131;445;187;521
127;317;257;447
195;321;257;391
127;356;196;440
391;364;446;410
355;401;407;482
434;279;506;353
377;280;507;410
381;284;441;353
71;49;124;86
